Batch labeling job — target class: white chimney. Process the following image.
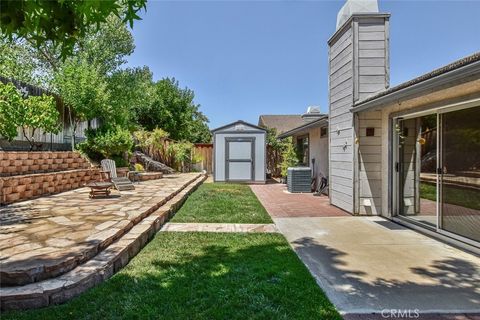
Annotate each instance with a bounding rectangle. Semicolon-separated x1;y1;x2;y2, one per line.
301;106;323;122
336;0;379;30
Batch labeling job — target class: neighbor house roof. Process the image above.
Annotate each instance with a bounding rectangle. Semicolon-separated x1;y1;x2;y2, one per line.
353;52;480;112
277;116;329;139
258;115;309;134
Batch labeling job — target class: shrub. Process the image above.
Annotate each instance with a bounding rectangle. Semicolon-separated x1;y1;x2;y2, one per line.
79;126;134;160
168;141;194;172
134;163;144;172
280;137;298;177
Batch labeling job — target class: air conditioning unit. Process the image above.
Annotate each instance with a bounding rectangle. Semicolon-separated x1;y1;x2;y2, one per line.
287;167;311;193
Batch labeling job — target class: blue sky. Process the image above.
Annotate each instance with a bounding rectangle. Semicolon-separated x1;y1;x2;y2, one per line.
126;0;480;129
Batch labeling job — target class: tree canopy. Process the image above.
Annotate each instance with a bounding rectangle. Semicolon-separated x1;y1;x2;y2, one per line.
1;10;212;156
0;0;146;58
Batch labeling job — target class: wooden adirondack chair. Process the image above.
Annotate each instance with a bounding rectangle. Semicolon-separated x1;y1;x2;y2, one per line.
100;159;135;191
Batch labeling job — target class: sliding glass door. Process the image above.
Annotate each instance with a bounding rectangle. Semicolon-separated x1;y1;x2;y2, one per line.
440;107;480;243
394;104;480;245
396;114;437;228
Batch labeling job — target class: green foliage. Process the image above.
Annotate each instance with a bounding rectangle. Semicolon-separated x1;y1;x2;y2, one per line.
111;154;129;168
55;59;110;123
133;128;169;149
108;66;154;127
79;126;133;159
168;141;194;172
0;82;60;149
21;94;61;138
134;78;211;143
134;163;144;172
1;14;212;151
0;0;146;58
281;137;298;177
0;82;23;140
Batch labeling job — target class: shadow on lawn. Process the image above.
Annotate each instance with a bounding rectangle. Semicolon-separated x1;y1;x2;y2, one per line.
291;237;480;317
3;233;341;320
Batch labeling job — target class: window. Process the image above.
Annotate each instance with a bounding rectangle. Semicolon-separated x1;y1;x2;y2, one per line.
296;135;309;166
320;127;328;137
366;127;375;137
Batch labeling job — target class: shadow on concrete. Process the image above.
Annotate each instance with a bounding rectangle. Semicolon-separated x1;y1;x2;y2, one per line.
291;236;480;318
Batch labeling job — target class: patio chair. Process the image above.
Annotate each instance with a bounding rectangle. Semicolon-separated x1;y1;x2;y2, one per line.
100;159;135;191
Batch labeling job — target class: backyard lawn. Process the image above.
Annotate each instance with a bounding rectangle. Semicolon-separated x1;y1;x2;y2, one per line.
171;182;273;223
4;233;340;320
4;182;340;319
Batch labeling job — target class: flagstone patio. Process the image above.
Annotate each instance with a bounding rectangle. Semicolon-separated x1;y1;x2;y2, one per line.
0;173;201;287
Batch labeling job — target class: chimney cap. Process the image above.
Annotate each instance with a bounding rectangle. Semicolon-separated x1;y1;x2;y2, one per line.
336;0;379;30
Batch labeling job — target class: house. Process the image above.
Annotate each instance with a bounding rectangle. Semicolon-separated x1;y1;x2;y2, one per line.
0;76;99;151
258;114;304;135
277;110;329;180
273;0;480;252
258;108;325;135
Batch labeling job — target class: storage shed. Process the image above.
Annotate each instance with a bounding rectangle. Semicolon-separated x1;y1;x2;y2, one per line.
211;120;266;183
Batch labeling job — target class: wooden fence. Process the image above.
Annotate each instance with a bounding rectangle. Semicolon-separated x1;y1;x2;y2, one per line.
267;145;283;177
194;143;213;174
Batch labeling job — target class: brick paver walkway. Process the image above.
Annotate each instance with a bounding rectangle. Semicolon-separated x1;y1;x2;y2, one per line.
250;183;349;218
0;173;200;286
161;223;278;233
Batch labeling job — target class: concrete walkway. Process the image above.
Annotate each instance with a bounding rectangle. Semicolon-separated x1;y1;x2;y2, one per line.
251;184;480;318
161;223;278;233
275;216;480;316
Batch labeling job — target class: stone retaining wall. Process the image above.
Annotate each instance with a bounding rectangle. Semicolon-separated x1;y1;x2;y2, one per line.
0;151;90;177
0;169;101;205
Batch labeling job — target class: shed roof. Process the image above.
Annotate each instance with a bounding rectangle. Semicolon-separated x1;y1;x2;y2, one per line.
211;120;267;133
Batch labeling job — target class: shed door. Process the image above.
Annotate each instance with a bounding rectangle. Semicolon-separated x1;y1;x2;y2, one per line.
226;138;254;181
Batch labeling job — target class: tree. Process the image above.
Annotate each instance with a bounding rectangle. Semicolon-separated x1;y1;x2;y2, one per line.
108;66;154;128
0;0;146;58
54;58;109;149
134;78;211;142
0;82;23;141
280;137;298;177
20;94;61;150
0;82;60;150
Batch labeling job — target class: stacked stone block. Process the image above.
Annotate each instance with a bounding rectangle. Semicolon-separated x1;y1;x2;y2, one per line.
0;151;90;177
0;152;99;205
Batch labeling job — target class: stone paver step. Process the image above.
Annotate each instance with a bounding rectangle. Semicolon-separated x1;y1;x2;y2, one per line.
161;223;279;233
0;174;207;311
0;173;202;287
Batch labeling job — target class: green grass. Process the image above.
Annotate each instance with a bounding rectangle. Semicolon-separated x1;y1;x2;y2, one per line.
420;182;480;210
4;232;340;320
171;183;273;223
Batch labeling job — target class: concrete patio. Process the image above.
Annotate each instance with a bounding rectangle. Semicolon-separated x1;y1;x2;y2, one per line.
251;183;480;318
0;173;201;286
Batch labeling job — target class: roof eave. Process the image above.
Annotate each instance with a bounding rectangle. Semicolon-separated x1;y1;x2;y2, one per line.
278;117;329;139
352;60;480;113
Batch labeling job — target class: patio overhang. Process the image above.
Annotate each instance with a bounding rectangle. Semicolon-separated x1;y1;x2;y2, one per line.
351;53;480;113
277;116;328;139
